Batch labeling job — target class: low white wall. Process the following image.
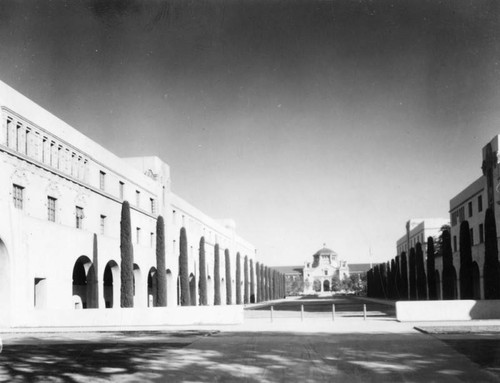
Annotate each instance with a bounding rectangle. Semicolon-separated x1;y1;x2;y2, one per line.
9;305;244;328
396;300;500;322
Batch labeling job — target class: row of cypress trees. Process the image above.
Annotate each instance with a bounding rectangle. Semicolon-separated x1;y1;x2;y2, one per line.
367;207;500;301
120;200;279;307
254;262;286;303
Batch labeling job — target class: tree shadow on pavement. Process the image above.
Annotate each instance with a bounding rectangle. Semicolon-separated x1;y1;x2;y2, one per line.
1;332;498;382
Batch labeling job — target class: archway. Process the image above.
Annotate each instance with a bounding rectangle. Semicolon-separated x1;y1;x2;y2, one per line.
148;267;158;307
207;275;214;306
103;260;119;308
323;280;330;292
166;269;174;306
72;256;97;309
133;264;143;307
435;270;441;300
313;280;321;292
189;273;196;306
0;239;11;325
221;278;226;305
472;262;481;300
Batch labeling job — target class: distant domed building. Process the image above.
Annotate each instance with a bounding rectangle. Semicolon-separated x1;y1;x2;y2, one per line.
303;245;349;293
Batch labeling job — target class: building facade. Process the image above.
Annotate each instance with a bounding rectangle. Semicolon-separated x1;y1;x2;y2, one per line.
396;218;450;256
0;80;256;327
303;246;349;293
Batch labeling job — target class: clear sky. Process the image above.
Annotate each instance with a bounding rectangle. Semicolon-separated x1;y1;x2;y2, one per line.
1;1;500;266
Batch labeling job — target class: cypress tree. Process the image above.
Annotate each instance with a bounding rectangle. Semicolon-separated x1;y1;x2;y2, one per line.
250;259;255;303
367;268;373;297
225;249;232;304
426;237;437;300
244;255;249;304
395;255;401;299
484;208;500;299
90;233;99;308
401;252;408;300
236;252;242;304
266;266;271;300
459;221;474;299
255;261;261;302
269;268;274;300
390;259;396;299
260;263;265;301
214;244;221;305
416;243;427;300
442;229;456;299
120;201;134;308
379;263;387;298
409;248;417;300
198;237;207;305
155;216;167;307
179;227;190;306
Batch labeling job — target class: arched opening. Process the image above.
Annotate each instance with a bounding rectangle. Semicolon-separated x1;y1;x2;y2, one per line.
133;264;143;307
189;273;196;306
323;280;330;292
166;269;174;306
221;278;226;305
0;239;11;325
435;270;441;300
472;261;481;300
313;280;321;292
103;260;119;308
148;267;158;307
72;256;97;309
207;275;214;306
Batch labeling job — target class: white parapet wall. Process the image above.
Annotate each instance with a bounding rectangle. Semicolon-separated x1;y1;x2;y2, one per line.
396;300;500;322
8;305;244;329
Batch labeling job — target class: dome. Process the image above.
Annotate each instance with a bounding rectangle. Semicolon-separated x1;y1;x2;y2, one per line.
313;246;337;257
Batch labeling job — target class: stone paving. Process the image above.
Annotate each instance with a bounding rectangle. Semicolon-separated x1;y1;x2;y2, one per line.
1;295;499;382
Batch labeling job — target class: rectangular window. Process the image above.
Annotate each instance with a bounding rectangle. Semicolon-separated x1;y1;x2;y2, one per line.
100;215;106;235
16;123;22;152
479;224;484;243
99;171;106;191
25;128;30;156
47;196;56;222
119;181;124;200
478;195;483;212
76;206;84;229
13;184;24;209
468;201;473;217
136;190;140;207
453;235;457;252
150;198;156;214
136;227;141;244
5;117;11;147
470;228;474;245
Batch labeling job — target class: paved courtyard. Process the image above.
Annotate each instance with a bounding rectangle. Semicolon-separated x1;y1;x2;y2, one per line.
1;295;499;382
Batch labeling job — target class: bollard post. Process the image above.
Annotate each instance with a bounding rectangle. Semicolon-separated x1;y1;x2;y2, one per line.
301;304;304;322
363;304;367;321
332;304;335;321
271;306;274;322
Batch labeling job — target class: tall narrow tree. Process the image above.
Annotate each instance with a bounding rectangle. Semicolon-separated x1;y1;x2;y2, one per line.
250;259;255;303
426;237;437;300
401;252;408;300
395;255;401;299
179;227;190;306
90;233;99;308
408;248;417;300
484;208;500;299
198;237;207;305
120;201;134;308
260;263;265;301
416;243;427;300
442;229;456;299
236;252;242;304
225;249;232;304
244;255;249;304
255;261;261;302
214;244;221;305
459;221;474;299
155;216;167;307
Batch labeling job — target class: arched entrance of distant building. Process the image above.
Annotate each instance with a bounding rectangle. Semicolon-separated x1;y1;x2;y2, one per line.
472;262;481;299
72;256;97;309
323;280;330;292
189;273;196;306
0;239;11;325
103;260;119;308
148;267;158;307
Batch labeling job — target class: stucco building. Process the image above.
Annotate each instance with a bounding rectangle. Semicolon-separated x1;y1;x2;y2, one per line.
303;245;349;293
0;80;256;327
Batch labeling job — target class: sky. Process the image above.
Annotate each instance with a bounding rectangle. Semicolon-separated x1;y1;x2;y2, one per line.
1;0;500;266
